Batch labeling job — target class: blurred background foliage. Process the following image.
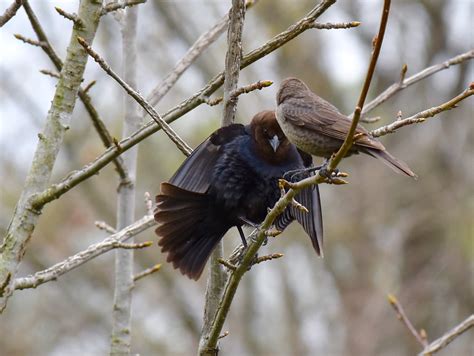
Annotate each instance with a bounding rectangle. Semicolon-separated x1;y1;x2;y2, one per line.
0;0;473;355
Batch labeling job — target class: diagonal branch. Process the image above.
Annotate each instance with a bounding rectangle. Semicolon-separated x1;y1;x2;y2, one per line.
21;0;129;180
361;49;474;119
328;0;391;171
12;215;156;291
146;0;259;108
77;36;193;157
0;0;23;27
418;314;474;356
29;0;354;213
0;0;104;313
371;84;474;138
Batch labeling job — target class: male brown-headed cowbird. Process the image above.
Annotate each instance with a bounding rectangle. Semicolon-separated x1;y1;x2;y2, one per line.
154;111;323;280
276;77;416;177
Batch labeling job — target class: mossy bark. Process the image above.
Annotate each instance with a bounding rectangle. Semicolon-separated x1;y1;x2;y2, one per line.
0;0;103;312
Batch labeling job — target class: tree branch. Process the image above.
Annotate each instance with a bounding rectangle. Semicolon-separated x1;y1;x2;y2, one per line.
328;0;391;172
199;2;246;355
101;0;146;16
371;84;474;137
12;215;156;291
21;0;129;180
361;49;474;119
27;0;353;218
418;314;474;355
77;36;193;157
110;6;139;354
388;294;428;347
0;0;22;27
0;0;104;313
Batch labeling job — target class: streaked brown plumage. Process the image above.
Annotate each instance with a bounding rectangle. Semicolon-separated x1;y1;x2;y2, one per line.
154;111;323;280
276;77;416;177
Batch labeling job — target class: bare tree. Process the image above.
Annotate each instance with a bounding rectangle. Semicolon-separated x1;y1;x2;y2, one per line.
0;0;472;355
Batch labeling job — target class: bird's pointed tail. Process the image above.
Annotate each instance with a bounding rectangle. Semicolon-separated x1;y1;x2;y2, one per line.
154;183;228;280
365;148;417;178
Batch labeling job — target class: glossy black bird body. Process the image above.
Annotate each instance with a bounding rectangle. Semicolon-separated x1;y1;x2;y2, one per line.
155;111;323;280
276;77;416;177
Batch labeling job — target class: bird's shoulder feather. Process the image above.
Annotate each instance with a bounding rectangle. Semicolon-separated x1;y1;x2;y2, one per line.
169;123;248;193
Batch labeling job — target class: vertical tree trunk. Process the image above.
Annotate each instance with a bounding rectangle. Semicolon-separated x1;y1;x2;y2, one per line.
198;1;246;355
110;6;140;355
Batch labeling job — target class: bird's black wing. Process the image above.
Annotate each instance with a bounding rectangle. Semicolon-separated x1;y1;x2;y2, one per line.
169;124;247;193
274;151;324;256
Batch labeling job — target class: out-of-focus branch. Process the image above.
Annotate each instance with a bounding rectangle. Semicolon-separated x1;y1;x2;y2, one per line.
199;1;246;355
370;84;474;137
29;0;351;212
133;264;161;283
20;0;129;180
101;0;146;15
110;6;140;354
0;0;23;27
77;36;193;157
388;294;428;347
328;0;391;172
12;215;156;291
418;314;474;356
361;49;474;119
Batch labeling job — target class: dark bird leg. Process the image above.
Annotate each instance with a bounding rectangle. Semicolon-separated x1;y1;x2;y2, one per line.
237;225;247;248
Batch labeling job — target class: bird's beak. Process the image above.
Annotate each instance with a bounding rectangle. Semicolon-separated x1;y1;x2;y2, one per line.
269;135;280;152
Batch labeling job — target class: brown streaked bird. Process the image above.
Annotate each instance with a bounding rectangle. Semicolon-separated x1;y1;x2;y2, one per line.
275;77;416;178
154;111;323;280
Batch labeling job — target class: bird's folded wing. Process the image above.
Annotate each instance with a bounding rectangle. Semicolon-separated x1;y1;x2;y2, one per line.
169;124;247;193
282;102;385;151
274;184;324;256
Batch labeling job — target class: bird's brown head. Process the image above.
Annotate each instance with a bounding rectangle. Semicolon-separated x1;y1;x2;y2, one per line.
276;77;310;105
250;110;292;164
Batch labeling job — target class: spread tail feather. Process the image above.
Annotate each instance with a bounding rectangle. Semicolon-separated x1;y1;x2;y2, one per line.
154;183;228;280
365;148;417;178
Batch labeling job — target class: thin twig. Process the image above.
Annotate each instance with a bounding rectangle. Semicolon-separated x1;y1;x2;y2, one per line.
77;36;193;157
101;0;146;16
361;49;474;117
55;6;83;27
418;314;474;355
39;69;60;79
95;221;117;234
202;80;273;107
12;215;156;291
133;264;161;282
217;259;237;271
328;0;391;172
388;294;427;347
82;80;96;94
312;21;360;30
371;85;474;137
254;253;284;265
113;241;152;250
13;33;45;47
0;0;23;27
28;0;358;210
21;0;129;180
